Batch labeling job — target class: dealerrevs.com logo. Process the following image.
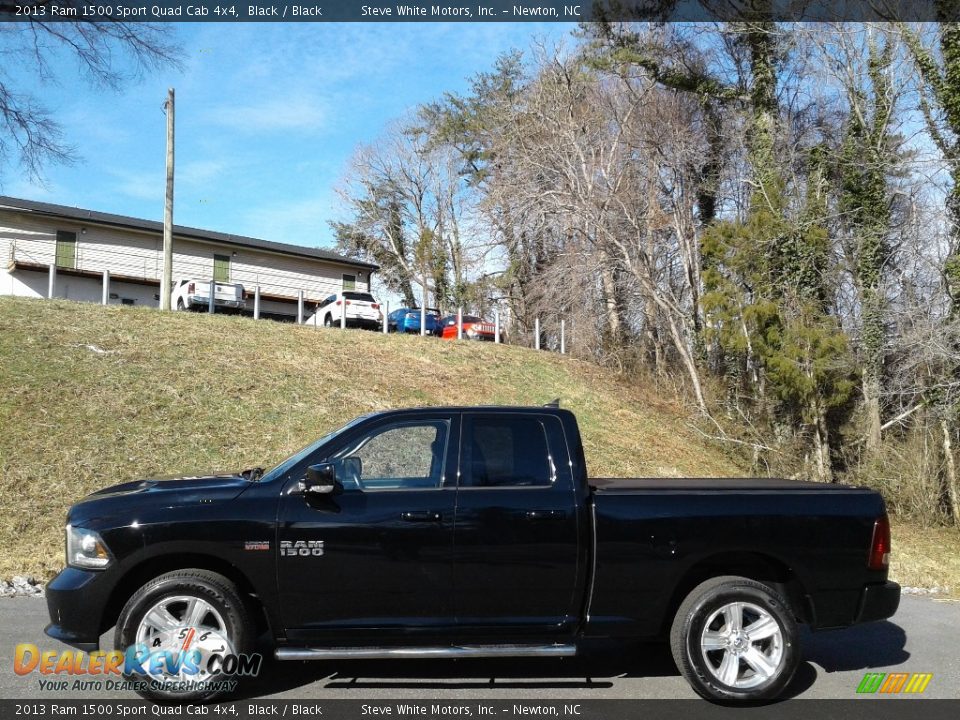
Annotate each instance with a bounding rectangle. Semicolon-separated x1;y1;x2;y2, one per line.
14;632;262;693
856;672;933;695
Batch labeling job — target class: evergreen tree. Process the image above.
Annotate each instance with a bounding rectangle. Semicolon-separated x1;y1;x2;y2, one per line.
838;33;897;455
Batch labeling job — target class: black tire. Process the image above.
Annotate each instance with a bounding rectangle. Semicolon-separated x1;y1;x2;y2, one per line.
323;314;334;328
670;575;799;702
176;298;185;311
114;569;252;703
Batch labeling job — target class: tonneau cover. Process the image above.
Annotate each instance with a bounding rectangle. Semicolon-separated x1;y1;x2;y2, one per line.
590;476;871;492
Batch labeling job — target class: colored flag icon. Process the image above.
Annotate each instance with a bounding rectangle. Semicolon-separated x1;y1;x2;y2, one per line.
856;672;932;694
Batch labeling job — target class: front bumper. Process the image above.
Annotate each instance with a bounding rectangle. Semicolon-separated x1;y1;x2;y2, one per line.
44;567;114;652
856;580;901;623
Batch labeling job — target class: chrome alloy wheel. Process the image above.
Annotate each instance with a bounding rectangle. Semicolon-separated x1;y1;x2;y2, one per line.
134;595;233;681
699;601;784;689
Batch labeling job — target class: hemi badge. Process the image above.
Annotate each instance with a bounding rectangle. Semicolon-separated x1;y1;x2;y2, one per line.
244;540;270;551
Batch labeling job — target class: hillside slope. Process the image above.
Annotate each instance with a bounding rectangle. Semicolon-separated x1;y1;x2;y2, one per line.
0;296;745;578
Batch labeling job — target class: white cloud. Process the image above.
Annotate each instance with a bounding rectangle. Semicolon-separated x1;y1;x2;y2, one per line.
240;194;338;247
178;159;228;186
106;168;163;202
203;93;328;134
1;177;62;201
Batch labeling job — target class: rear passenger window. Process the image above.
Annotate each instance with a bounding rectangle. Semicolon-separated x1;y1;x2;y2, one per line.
463;415;554;488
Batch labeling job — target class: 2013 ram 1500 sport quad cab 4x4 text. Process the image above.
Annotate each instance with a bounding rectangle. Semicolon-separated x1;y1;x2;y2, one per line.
45;406;899;702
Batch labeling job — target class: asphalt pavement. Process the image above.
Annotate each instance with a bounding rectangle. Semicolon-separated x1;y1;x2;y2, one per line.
0;595;956;701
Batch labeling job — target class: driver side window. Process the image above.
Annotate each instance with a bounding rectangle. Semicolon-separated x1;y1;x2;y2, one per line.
333;420;449;490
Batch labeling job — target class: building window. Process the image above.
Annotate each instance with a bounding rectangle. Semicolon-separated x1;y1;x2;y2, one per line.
56;231;77;270
342;273;356;291
213;254;231;282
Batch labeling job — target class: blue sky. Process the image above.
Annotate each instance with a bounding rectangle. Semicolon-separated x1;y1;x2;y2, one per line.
13;22;573;251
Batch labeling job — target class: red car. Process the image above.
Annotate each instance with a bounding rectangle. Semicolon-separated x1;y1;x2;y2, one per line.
439;315;496;341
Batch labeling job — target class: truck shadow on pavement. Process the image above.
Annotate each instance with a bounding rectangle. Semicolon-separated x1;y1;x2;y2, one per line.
229;641;671;699
227;621;907;701
800;620;909;673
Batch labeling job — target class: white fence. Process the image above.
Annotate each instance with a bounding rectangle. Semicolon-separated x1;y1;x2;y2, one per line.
20;257;578;356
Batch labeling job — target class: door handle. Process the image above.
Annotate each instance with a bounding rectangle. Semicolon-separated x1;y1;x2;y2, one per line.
401;511;442;523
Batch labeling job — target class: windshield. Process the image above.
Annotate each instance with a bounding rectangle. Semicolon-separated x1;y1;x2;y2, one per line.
260;414;372;482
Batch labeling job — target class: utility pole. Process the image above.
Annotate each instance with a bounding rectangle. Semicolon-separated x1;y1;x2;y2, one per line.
420;271;428;337
160;88;175;311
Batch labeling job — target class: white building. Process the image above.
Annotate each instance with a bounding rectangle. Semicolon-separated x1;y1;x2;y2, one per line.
0;196;378;320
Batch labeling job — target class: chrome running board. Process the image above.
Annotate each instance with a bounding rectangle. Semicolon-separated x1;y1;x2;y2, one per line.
275;644;576;661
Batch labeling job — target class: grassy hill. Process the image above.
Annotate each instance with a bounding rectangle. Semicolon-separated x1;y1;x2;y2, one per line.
0;295;955;594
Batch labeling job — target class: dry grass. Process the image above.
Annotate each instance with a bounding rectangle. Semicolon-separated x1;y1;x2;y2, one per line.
3;297;956;594
889;519;960;594
0;297;743;579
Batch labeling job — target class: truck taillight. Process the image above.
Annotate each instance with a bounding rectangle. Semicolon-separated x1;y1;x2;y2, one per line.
336;300;341;306
868;513;891;570
187;283;195;293
345;300;351;305
372;303;379;310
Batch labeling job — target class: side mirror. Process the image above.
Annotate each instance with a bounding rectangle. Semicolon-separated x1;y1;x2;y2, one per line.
302;463;341;495
341;456;362;481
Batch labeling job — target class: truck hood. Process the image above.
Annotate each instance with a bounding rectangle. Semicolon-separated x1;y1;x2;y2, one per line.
86;472;252;502
68;474;253;527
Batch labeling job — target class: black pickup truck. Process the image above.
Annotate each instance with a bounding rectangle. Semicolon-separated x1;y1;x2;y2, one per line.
46;406;899;702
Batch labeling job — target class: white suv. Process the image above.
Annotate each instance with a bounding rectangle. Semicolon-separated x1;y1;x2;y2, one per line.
306;291;382;330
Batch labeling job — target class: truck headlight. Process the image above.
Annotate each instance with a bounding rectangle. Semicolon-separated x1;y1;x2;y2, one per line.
66;525;113;569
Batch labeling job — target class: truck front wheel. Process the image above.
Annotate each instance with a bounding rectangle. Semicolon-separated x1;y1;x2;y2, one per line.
670;575;799;702
114;569;252;702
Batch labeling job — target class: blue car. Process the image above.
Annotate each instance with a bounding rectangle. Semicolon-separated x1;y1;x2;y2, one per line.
388;307;442;335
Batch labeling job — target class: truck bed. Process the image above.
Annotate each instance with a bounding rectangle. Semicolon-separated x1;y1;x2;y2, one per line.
587;475;887;636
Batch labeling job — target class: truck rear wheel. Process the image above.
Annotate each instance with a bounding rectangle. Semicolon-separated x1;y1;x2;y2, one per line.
114;569;252;702
670;575;799;702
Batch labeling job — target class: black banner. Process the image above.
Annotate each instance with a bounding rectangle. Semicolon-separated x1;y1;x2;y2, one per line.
3;700;960;720
3;0;960;23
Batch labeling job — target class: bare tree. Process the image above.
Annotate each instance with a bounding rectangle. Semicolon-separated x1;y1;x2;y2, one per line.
0;9;181;182
328;23;960;520
486;47;711;408
333;121;481;313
